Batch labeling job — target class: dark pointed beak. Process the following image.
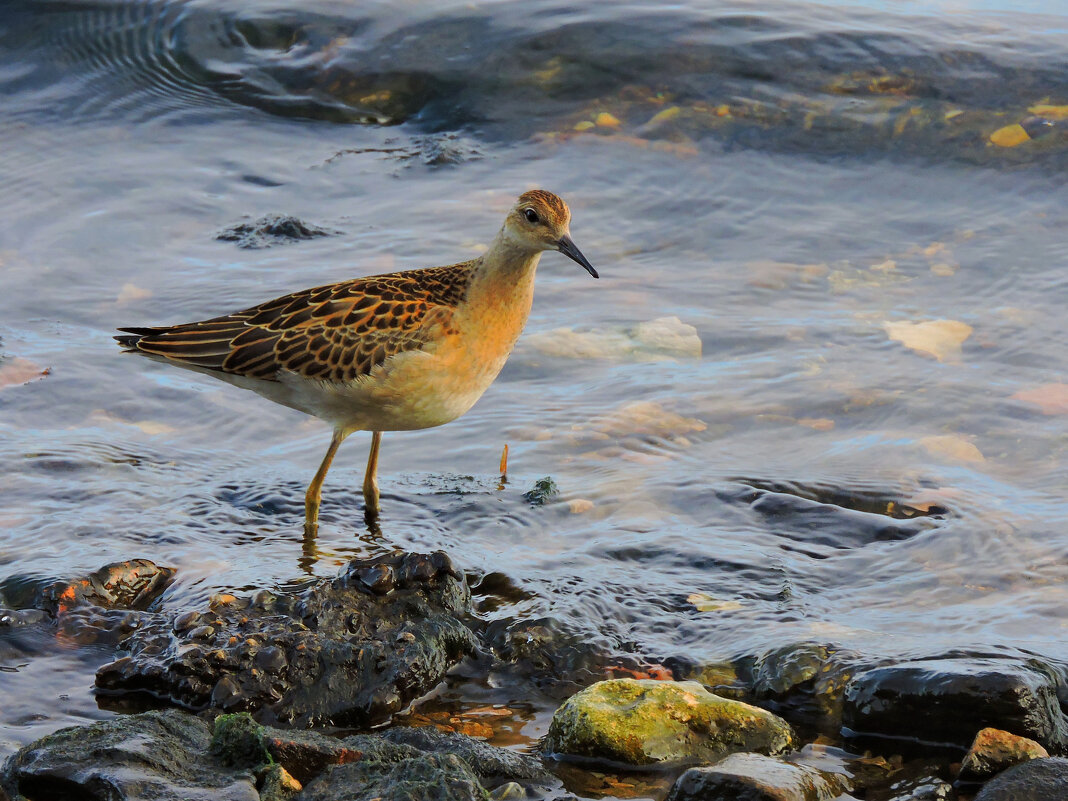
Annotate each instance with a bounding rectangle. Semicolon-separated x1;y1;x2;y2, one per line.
557;235;599;278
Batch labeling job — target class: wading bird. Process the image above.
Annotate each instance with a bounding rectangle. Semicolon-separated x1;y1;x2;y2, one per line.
117;190;597;532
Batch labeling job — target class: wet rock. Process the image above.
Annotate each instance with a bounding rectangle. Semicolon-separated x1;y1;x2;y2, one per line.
843;659;1068;752
258;763;303;800
483;616;608;696
217;215;338;249
748;642;855;731
382;727;551;783
0;709;258;801
665;753;851;801
96;551;477;727
206;713;548;790
523;477;558;506
544;679;794;767
973;757;1068;801
0;608;49;627
39;559;175;613
881;775;952;800
413;133;482;167
958;727;1049;782
296;752;489;801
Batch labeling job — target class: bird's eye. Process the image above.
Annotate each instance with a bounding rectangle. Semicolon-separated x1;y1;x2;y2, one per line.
524;208;539;224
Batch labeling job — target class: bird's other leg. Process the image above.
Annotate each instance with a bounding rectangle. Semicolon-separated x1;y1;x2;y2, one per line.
305;428;348;535
363;431;382;519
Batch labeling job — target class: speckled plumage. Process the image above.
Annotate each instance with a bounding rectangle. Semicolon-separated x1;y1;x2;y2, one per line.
117;261;475;384
116;189;596;528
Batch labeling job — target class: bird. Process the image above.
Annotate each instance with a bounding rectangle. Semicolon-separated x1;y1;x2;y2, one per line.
116;189;597;532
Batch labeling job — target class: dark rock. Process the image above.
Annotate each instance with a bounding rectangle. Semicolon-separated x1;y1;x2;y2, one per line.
96;551;478;727
973;757;1068;800
210;713;273;769
39;559;175;613
295;752;488;801
217;216;338;249
237;719;421;785
522;477;558;506
843;659;1068;752
483;616;606;695
748;642;856;731
959;727;1048;782
0;709;258;801
382;727;550;782
205;713;547;790
665;753;851;801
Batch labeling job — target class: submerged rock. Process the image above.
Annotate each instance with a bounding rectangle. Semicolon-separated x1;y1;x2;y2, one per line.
665;753;851;801
843;659;1068;752
38;559;175;613
544;678;793;766
483;616;610;696
959;727;1049;782
973;757;1068;800
96;551;477;727
0;709;259;801
217;215;338;249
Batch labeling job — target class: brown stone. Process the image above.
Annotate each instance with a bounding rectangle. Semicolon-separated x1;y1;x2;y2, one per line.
959;727;1048;782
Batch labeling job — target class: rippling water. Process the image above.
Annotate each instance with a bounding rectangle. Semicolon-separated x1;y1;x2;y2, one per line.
1;0;1067;762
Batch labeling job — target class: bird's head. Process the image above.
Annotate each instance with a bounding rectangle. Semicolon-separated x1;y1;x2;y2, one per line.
501;189;598;278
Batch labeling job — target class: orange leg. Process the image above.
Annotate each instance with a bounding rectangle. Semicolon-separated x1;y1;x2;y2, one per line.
305;428;348;533
363;431;382;517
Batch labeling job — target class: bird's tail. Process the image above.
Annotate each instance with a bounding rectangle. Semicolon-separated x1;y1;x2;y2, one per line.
115;327;162;350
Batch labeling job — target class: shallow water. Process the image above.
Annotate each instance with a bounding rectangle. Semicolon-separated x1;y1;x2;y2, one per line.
1;0;1067;766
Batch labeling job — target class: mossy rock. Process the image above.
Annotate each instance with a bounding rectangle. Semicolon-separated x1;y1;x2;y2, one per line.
544;679;794;766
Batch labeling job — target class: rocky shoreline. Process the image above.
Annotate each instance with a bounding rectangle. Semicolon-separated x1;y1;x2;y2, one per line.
2;555;1067;801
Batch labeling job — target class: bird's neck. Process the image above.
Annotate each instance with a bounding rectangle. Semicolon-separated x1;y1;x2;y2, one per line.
466;229;541;308
458;229;541;343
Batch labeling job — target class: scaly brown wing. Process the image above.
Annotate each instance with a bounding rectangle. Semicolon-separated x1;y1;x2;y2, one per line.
117;261;475;383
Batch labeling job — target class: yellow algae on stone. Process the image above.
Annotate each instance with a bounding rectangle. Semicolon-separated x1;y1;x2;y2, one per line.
573;120;595;132
644;106;680;127
1027;103;1068;120
920;434;985;463
595;112;621;128
883;319;972;362
989;124;1030;147
545;679;793;766
687;593;744;612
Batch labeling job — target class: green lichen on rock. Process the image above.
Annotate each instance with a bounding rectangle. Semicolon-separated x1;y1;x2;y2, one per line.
544;678;794;766
210;712;272;769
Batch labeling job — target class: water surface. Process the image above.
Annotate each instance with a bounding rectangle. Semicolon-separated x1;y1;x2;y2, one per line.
1;0;1067;764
